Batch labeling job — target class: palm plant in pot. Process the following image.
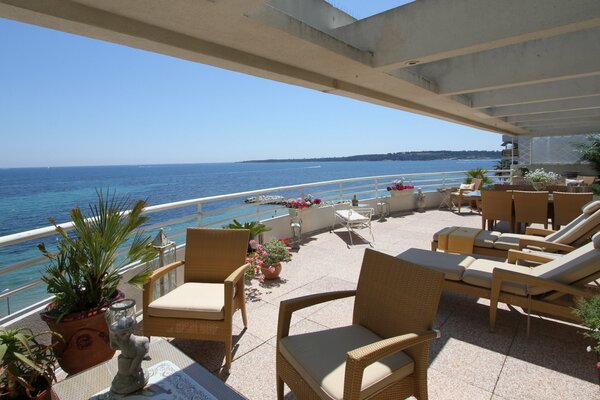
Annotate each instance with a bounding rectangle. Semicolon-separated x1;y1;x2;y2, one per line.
38;190;157;374
223;219;271;252
0;326;58;399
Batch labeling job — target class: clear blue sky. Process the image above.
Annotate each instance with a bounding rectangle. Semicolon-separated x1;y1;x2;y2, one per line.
0;2;499;168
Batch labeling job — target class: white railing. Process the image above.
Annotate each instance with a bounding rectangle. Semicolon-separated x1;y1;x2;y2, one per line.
0;169;510;321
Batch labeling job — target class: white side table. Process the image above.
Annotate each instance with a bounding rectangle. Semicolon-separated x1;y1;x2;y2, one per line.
437;188;452;209
376;200;390;219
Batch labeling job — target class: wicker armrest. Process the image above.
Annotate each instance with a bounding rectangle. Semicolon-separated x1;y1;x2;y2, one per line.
506;249;555;265
491;267;589;299
225;263;250;287
518;238;574;253
343;330;440;398
524;227;556;236
277;290;356;340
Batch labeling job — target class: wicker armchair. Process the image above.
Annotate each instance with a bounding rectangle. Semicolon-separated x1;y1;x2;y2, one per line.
143;228;250;370
450;178;483;213
552;192;593;229
513;190;549;232
276;249;444;400
480;189;513;231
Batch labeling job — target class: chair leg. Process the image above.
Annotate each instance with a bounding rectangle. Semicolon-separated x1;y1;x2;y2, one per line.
276;376;284;400
225;336;233;370
241;301;248;328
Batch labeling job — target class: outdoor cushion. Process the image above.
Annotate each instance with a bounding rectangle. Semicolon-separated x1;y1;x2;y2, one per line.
147;282;227;320
461;259;531;296
279;325;414;400
433;227;500;249
335;209;369;223
459;183;475;190
582;200;600;214
546;209;600;244
493;233;541;250
396;248;475;281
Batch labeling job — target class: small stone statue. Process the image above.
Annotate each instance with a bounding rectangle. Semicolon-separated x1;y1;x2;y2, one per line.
106;299;150;395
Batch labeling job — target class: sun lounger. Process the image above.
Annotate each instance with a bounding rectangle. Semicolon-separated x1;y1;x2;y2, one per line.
399;232;600;328
431;200;600;257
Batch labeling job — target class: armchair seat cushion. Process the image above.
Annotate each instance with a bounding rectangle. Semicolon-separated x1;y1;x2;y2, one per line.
147;282;226;320
279;325;414;400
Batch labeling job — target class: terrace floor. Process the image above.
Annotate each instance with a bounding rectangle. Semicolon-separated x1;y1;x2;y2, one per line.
157;209;598;399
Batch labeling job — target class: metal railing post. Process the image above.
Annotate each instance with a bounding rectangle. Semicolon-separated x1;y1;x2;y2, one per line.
197;203;203;227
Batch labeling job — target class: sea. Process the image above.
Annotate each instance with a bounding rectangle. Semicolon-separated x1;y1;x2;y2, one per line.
0;160;496;316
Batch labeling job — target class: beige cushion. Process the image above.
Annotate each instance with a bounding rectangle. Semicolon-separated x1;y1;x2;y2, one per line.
582;200;600;214
493;233;541;250
336;209;369;223
460;183;475;190
594;232;600;249
461;259;531;296
433;227;500;249
147;282;226;320
397;248;475;281
528;242;600;295
547;209;600;244
279;325;414;400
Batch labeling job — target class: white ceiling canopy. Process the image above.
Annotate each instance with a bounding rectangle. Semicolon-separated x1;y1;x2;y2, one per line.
2;0;599;137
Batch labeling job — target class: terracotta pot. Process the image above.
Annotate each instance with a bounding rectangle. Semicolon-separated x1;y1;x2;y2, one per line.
261;262;282;279
40;291;124;374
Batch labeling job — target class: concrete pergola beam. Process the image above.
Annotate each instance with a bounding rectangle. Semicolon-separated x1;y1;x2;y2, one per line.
505;108;600;123
516;117;600;129
470;76;600;109
486;96;600;118
331;0;600;69
407;27;600;95
528;126;599;136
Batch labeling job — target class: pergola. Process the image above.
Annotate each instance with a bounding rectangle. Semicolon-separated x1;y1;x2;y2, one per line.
2;0;600;137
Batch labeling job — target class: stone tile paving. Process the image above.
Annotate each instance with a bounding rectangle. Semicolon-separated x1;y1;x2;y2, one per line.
164;209;598;399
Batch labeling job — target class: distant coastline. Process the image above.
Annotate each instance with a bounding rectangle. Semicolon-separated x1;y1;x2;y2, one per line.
242;150;500;163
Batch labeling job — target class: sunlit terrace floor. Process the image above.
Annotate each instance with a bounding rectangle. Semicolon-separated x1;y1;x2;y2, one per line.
151;209;598;399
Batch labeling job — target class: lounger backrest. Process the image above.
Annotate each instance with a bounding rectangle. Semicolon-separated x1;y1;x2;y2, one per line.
545;201;600;244
528;234;600;295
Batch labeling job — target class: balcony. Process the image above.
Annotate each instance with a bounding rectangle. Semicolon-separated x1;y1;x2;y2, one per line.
2;172;597;399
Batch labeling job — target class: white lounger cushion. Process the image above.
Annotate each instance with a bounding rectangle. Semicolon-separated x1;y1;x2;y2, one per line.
397;248;475;281
461;260;531;295
493;233;541;250
433;227;500;249
545;209;600;244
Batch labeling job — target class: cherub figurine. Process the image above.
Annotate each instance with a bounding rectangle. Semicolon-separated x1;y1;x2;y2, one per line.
108;322;150;395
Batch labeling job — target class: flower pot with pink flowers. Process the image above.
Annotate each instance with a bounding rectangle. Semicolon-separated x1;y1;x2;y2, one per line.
246;238;292;282
285;195;322;217
387;179;415;197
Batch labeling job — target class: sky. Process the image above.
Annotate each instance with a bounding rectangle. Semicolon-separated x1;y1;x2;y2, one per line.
0;1;500;168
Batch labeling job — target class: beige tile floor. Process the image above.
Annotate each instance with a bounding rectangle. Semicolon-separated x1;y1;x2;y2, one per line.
166;209;599;399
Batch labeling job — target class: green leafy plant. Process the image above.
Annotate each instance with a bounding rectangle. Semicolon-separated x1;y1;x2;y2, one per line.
464;168;493;185
574;295;600;373
223;220;271;237
0;326;58;398
574;134;600;174
38;190;158;318
245;238;292;282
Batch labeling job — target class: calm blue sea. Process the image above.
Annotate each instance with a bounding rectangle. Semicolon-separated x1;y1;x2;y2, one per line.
0;160;496;315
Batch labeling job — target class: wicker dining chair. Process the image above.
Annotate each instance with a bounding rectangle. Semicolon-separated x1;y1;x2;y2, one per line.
480;189;513;231
143;228;250;370
276;249;444;400
552;192;593;229
513;191;549;233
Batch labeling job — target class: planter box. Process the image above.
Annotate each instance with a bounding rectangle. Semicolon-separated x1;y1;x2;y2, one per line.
390;189;414;197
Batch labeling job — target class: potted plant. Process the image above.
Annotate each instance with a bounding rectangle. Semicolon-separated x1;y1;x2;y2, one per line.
37;190;157;374
0;326;58;399
246;238;292;282
386;178;414;197
524;168;561;191
285;195;322;217
223;219;272;252
464;168;493;185
574;295;600;383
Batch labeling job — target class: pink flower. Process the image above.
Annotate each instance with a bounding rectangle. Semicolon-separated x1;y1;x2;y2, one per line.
596;362;600;370
268;266;276;274
249;239;258;246
314;198;321;204
259;275;265;284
